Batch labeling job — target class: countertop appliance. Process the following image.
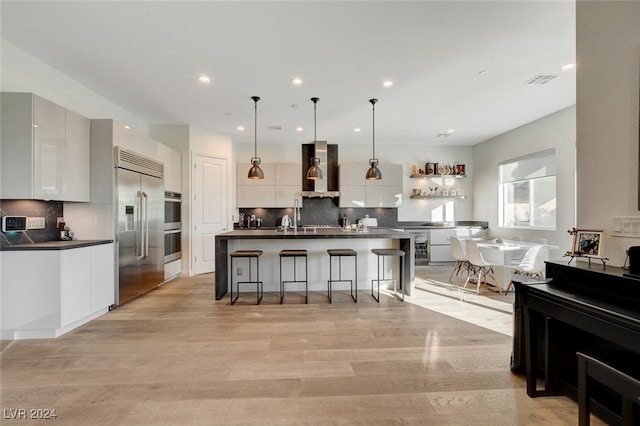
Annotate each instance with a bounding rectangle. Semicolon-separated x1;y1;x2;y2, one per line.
116;147;164;305
2;216;27;232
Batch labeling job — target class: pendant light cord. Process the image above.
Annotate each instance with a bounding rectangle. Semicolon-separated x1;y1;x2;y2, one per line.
370;98;377;160
311;97;319;143
252;96;260;158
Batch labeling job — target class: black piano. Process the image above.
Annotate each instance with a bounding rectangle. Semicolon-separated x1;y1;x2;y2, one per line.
515;260;640;423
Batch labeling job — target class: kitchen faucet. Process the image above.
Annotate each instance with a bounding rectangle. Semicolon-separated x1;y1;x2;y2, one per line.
293;198;300;231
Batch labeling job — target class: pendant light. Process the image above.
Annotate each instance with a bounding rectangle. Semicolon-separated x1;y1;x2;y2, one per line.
247;96;264;180
366;98;382;180
306;97;323;180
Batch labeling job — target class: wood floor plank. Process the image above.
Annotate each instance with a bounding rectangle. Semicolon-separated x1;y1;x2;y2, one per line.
0;266;583;425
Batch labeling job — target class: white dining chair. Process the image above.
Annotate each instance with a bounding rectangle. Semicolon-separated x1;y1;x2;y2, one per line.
504;245;549;295
464;239;501;294
448;237;470;283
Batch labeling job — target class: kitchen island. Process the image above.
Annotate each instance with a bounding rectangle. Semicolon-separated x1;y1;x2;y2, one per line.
215;228;414;300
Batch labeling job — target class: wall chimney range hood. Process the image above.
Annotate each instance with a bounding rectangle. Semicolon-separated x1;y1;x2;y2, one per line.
301;141;340;198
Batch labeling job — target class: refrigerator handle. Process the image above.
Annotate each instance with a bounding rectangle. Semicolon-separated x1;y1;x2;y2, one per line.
142;191;149;260
135;190;143;260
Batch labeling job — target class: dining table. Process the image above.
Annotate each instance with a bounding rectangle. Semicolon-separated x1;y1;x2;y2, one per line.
473;239;559;292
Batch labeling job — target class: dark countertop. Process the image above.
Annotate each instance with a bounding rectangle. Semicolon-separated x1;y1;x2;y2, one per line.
217;228;411;240
0;239;113;251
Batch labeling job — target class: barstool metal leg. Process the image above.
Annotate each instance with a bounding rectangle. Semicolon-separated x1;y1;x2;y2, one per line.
327;251;357;303
280;252;308;304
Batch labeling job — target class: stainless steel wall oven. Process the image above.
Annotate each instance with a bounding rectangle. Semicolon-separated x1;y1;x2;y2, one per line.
164;191;182;263
164;191;181;230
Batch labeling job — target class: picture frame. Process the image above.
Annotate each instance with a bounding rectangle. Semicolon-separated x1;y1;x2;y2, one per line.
571;229;605;257
426;162;437;175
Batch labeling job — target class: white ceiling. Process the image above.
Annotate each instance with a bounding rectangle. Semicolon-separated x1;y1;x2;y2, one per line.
0;1;576;147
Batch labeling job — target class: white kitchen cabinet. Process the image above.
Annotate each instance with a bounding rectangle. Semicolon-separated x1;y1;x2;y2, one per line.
429;228;457;262
0;92;91;201
158;143;182;193
275;163;302;207
164;258;182;281
339;186;366;207
276;186;302;207
237;184;277;208
236;162;276;186
64;109;91;201
237;163;276;207
237;163;304;208
365;186;403;208
339;163;366;208
90;243;116;311
61;248;92;327
0;243;115;340
339;163;403;208
33;96;66;199
366;164;404;186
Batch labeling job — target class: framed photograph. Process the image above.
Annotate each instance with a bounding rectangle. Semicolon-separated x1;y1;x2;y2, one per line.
572;229;605;257
426;162;437;175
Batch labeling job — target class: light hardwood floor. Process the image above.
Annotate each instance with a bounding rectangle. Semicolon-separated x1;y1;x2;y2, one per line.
1;265;603;425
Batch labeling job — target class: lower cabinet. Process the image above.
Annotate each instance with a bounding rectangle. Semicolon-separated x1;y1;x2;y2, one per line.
0;243;115;340
429;228;457;262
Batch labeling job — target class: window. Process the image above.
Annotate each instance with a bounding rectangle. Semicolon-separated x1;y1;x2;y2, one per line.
499;149;556;230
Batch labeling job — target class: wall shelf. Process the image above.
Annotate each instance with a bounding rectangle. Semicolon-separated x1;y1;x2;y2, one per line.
410;195;467;199
410;174;466;179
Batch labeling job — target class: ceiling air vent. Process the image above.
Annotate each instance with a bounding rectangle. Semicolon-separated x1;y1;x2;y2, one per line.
524;74;558;85
266;125;282;131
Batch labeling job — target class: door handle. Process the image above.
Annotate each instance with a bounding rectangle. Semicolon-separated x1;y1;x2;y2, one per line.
141;191;149;260
135;191;143;260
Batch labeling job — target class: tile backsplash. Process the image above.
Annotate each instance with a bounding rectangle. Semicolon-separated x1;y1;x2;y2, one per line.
0;200;63;245
239;197;398;228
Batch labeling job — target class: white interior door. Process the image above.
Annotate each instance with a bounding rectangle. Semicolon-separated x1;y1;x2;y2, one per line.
192;154;228;275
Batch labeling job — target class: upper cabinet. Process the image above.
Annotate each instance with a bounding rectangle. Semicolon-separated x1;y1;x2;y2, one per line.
274;163;302;208
64;109;91;201
339;163;403;208
1;93;90;201
236;163;302;208
158;143;182;193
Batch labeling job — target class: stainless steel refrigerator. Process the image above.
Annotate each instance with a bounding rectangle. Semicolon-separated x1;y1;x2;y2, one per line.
115;147;164;305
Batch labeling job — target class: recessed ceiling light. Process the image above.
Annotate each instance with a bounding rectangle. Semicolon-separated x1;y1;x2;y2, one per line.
291;77;303;85
296;127;303;132
354;128;361;133
198;75;211;83
447;129;455;134
478;70;488;76
124;125;131;130
382;80;394;88
561;63;576;71
237;126;245;131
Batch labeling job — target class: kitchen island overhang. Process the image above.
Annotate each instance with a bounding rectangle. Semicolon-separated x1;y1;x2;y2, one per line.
214;228;414;300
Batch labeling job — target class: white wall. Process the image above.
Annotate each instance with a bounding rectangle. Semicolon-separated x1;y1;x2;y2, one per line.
576;0;640;267
150;125;234;276
1;40;148;134
234;142;474;222
472;106;576;260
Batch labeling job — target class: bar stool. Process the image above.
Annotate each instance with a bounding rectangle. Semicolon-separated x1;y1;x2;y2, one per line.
371;248;405;302
326;249;358;303
230;250;263;305
279;249;308;304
